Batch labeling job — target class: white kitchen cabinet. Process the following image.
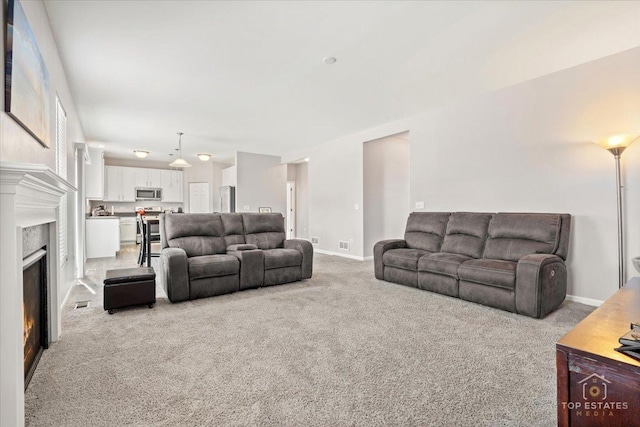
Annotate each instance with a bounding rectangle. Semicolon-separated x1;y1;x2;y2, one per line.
104;166;121;201
121;168;136;201
135;168;163;189
119;217;137;242
85;148;105;199
105;166;136;202
86;218;120;258
162;170;183;202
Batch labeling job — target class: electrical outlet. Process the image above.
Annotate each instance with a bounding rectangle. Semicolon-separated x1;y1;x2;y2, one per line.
243;205;250;211
354;203;359;210
415;201;425;209
311;237;319;244
339;241;350;251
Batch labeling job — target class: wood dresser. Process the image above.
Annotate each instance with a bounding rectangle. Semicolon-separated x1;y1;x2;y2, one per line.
556;277;640;426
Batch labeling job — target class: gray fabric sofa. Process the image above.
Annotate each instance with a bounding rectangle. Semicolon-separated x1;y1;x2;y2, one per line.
160;213;313;302
374;212;571;318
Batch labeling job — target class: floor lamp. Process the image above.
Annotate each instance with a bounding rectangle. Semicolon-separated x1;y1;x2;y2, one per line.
593;133;639;288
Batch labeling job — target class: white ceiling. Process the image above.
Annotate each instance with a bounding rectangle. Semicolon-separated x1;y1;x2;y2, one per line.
44;1;640;162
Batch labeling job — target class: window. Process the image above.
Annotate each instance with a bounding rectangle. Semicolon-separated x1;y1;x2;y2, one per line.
56;97;68;266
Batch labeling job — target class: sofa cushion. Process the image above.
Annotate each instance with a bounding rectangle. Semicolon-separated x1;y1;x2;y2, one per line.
483;213;562;262
458;259;517;289
221;213;246;246
383;248;430;271
188;255;240;279
418;252;471;277
242;213;286;249
441;213;493;258
165;214;226;257
404;212;450;252
263;249;302;270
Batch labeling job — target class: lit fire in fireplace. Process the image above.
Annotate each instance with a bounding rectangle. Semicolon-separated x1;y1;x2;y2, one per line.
23;302;35;365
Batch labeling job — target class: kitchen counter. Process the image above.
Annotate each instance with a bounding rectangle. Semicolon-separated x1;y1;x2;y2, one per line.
87;216;120;219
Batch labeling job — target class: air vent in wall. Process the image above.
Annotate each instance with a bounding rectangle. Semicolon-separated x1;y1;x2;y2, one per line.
311;237;319;244
339;241;350;251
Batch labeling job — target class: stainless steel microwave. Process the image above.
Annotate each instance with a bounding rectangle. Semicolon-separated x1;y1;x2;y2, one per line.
135;188;162;201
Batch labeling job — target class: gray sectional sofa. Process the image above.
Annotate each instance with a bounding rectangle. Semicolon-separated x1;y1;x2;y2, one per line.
160;213;313;302
374;212;571;318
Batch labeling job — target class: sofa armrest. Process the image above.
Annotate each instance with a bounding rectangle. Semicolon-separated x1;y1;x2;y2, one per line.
161;247;189;303
516;254;567;318
374;239;407;279
284;239;313;279
227;244;258;252
228;249;264;290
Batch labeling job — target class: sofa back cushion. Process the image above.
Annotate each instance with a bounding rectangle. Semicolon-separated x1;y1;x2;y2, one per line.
220;213;246;246
483;213;566;262
164;213;226;257
404;212;451;252
441;212;493;258
242;213;286;249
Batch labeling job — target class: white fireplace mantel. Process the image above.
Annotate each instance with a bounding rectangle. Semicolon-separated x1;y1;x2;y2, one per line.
0;162;76;427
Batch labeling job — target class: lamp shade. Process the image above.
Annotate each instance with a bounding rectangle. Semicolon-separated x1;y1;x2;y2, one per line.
169;157;192;168
169;131;192;167
594;133;639;155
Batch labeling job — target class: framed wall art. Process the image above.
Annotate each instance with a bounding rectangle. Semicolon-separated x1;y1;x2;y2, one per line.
5;0;51;147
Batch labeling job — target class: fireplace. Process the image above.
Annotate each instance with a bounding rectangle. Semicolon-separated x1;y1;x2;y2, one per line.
1;162;76;425
23;247;49;389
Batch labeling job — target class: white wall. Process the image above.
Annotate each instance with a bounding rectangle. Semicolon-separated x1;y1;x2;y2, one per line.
222;165;237;187
0;0;85;306
363;133;410;257
282;47;640;302
235;152;286;214
295;162;309;239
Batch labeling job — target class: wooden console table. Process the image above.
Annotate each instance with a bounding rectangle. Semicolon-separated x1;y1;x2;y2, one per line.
556;277;640;426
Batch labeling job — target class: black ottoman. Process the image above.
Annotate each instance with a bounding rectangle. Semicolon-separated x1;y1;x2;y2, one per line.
104;267;156;314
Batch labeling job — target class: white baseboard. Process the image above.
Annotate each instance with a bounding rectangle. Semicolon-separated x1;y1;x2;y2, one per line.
363;256;374;261
565;294;603;307
60;281;74;309
314;248;365;261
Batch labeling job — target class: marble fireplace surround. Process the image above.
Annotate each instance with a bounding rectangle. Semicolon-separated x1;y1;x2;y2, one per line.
0;162;76;427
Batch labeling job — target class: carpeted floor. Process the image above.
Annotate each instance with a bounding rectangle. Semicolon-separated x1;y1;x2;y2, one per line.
25;249;593;426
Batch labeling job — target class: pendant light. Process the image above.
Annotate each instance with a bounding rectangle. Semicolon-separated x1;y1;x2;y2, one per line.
169;132;192;168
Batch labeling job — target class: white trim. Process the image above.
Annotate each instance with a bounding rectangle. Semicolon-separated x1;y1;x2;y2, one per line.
0;162;76;427
566;294;603;307
315;248;365;261
363;256;374;261
60;281;75;309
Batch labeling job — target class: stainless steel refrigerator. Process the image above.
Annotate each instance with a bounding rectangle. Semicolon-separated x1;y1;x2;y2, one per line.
219;186;236;213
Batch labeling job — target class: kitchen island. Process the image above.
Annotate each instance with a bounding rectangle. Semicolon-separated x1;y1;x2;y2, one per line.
86;216;120;258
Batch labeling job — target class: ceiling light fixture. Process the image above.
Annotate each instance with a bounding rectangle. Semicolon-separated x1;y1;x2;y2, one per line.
169;132;192;168
133;150;149;159
198;153;211;161
322;56;337;65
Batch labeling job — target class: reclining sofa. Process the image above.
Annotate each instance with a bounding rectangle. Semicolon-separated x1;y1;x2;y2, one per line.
374;212;571;318
160;213;313;302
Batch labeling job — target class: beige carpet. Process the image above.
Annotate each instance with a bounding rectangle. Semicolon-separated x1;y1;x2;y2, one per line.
25;252;593;426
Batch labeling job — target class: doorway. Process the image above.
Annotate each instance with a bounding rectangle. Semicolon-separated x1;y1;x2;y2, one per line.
363;131;410;258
